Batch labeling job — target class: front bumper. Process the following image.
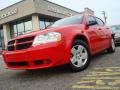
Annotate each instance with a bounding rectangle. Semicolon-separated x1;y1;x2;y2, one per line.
2;42;70;70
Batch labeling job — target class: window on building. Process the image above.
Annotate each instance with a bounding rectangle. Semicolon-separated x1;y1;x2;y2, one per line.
45;21;50;27
0;28;5;50
13;25;17;33
39;18;56;29
40;20;46;29
10;19;32;38
24;21;32;33
17;22;24;35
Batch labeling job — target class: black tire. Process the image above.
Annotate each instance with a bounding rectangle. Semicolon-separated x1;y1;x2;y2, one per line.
107;38;115;53
69;40;91;72
25;69;37;72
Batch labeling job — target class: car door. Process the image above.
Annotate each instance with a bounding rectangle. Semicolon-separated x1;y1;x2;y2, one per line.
86;16;103;54
96;17;110;49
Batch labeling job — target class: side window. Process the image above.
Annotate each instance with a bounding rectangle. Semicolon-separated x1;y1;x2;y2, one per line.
96;18;105;26
87;16;96;25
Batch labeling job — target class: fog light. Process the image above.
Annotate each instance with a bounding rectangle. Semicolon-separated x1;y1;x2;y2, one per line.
34;60;43;65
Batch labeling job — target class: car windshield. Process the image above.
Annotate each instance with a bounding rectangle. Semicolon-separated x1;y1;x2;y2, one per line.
50;15;83;27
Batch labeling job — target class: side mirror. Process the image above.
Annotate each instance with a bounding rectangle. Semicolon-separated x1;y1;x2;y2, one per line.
87;21;97;26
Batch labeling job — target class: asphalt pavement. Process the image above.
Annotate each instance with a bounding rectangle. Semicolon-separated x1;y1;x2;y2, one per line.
0;47;120;90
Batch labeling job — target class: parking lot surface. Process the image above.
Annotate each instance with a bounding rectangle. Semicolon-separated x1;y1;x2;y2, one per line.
0;47;120;90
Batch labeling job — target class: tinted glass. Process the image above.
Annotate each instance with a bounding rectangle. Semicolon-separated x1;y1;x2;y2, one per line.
0;29;2;50
17;22;24;33
45;21;50;27
87;16;96;25
96;18;104;26
0;28;5;50
10;24;17;37
24;21;32;31
10;19;32;38
40;18;55;29
40;20;45;29
13;25;17;33
51;15;83;27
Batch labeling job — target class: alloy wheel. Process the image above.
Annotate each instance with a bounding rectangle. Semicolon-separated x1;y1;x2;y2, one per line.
70;45;88;68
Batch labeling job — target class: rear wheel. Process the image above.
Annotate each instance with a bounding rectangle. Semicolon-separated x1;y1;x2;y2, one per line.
107;38;115;53
69;40;91;72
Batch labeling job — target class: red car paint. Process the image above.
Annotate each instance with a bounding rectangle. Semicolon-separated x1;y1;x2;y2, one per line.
2;14;112;70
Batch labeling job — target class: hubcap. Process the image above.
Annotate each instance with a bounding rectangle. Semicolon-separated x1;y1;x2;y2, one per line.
70;45;88;67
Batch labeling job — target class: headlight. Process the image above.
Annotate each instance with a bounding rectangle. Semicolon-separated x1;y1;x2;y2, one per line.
32;32;61;46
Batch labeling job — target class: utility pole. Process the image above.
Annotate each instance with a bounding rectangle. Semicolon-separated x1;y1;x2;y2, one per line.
102;11;107;24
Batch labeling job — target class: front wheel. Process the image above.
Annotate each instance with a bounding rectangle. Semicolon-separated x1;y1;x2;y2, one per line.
107;38;115;53
69;40;91;72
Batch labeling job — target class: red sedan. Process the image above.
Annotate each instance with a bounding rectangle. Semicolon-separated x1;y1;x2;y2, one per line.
2;14;115;71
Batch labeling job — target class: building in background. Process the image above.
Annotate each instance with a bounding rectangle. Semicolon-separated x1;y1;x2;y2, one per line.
0;0;94;51
80;8;94;15
0;0;79;51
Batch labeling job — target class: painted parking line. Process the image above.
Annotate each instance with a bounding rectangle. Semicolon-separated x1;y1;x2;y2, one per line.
72;85;120;90
108;80;120;86
95;67;120;69
77;80;95;84
82;77;120;80
87;72;120;76
72;67;120;90
86;72;120;77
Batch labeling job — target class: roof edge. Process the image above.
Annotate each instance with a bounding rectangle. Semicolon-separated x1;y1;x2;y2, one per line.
0;0;79;14
44;0;79;13
0;0;24;12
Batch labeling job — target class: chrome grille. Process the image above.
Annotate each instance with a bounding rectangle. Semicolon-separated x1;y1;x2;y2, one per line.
7;36;35;51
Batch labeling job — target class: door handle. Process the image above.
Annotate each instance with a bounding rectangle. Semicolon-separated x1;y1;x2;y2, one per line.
106;34;109;37
98;28;102;30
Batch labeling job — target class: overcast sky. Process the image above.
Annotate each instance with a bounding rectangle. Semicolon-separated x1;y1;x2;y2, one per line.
0;0;120;25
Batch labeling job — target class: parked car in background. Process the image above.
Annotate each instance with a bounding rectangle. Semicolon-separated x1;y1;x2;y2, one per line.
111;25;120;44
2;14;115;72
